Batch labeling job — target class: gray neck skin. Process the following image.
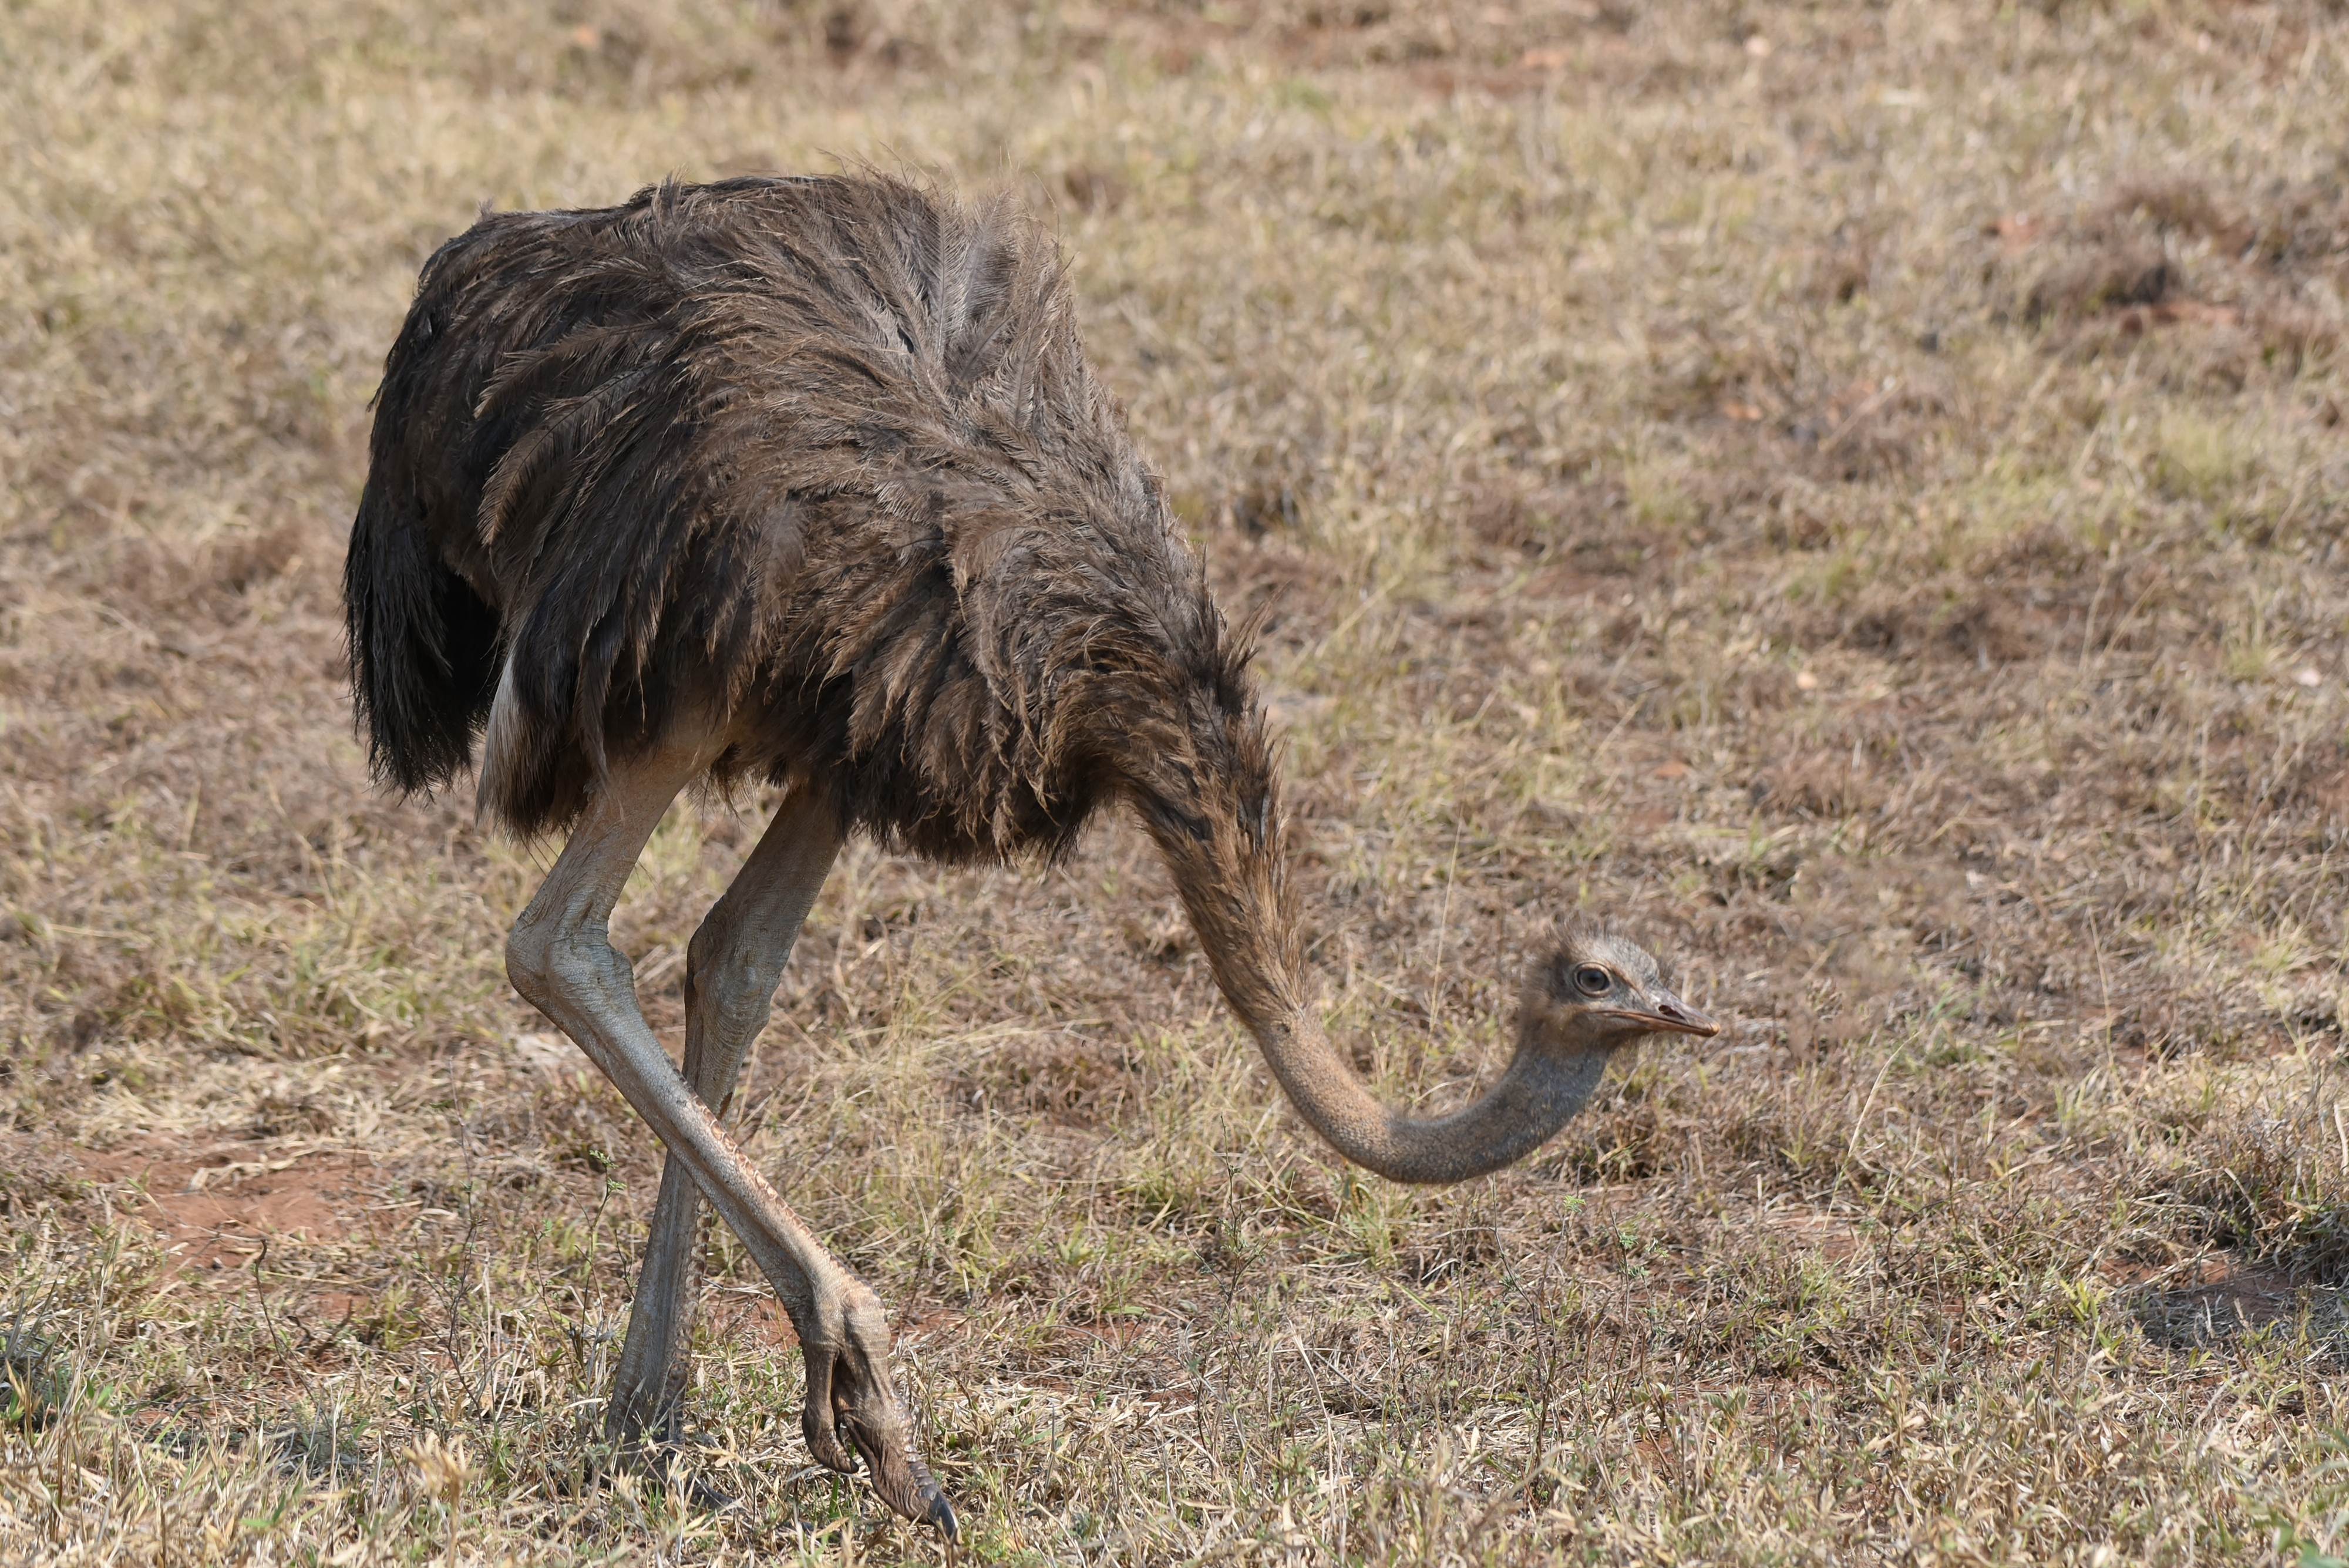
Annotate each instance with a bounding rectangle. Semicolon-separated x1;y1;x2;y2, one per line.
1132;754;1623;1186
1247;1007;1619;1185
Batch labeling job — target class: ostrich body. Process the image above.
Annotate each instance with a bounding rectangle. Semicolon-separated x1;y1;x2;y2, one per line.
345;174;1718;1535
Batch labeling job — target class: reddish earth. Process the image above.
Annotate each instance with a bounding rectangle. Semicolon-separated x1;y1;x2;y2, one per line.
75;1140;373;1276
711;1294;801;1350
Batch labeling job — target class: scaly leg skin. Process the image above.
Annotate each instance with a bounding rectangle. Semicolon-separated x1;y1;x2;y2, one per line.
604;781;842;1452
507;745;956;1538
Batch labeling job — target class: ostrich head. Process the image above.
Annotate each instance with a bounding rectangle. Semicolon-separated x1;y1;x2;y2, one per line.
1520;926;1719;1059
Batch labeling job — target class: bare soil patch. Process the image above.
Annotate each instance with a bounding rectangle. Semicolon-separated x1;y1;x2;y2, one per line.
78;1143;372;1278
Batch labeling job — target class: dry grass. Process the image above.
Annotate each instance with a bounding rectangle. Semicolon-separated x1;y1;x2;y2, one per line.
3;0;2348;1561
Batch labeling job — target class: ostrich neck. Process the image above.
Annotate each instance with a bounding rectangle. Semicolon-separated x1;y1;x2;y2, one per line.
1135;782;1616;1186
1248;1009;1616;1185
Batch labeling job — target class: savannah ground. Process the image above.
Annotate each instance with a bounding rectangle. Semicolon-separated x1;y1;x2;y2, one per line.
3;0;2347;1561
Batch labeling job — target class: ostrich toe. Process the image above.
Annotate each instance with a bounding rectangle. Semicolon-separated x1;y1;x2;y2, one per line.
797;1286;958;1538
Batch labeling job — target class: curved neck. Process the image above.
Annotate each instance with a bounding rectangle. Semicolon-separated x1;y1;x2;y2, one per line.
1131;769;1616;1185
1250;1010;1617;1184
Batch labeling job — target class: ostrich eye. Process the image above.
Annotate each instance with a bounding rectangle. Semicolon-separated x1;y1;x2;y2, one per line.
1573;964;1612;996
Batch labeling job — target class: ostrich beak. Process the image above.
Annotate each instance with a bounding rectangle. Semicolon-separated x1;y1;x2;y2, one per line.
1598;987;1719;1039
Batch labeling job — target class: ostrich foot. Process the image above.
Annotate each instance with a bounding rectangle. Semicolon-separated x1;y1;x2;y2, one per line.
797;1281;957;1539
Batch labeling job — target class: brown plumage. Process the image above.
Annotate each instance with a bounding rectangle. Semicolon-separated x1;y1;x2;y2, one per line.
350;172;1243;862
345;173;1718;1535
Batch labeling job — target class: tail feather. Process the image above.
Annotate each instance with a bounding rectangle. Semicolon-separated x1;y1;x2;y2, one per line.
344;473;502;797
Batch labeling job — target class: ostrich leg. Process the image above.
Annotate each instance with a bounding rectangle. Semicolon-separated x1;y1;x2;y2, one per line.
605;782;842;1449
507;745;955;1536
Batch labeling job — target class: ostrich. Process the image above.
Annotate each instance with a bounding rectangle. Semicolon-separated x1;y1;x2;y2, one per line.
344;173;1718;1536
